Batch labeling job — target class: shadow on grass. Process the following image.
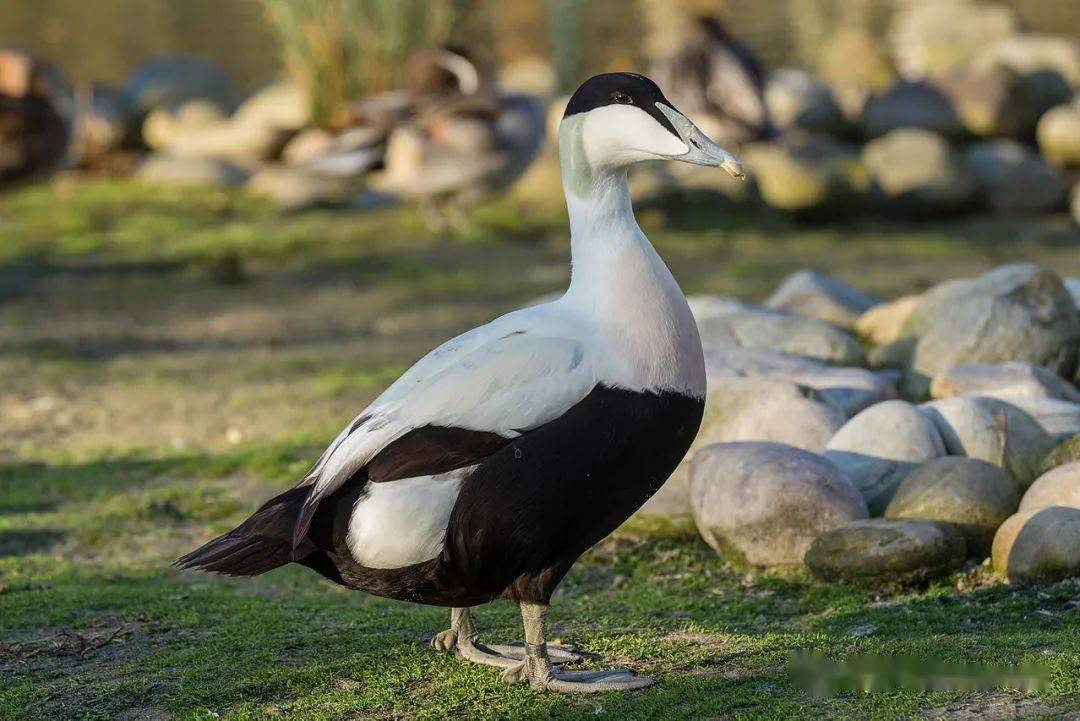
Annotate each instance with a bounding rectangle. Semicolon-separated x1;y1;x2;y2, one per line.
0;529;66;557
0;442;320;511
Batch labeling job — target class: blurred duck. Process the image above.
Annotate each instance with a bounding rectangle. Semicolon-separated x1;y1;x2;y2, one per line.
301;47;543;227
652;16;774;149
0;51;68;189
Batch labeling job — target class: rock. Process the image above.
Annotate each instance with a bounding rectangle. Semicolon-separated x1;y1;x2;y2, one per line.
805;518;966;585
142;97;294;164
142;99;227;149
992;506;1080;584
658;373;850;518
233;81;309;132
855;294;920;345
884;457;1022;556
71;86;136;164
695;376;846;453
824;400;947;513
905;264;1080;396
867;337;916;371
246;166;350;211
977;34;1080;87
963;140;1067;213
817;26;895;121
764;270;878;330
689;295;865;365
860;128;974;213
932;65;1070;140
921;396;1055;487
282;127;335;166
689;442;868;567
138;81;308;165
900;278;976;337
739;137;868;214
764;69;846;135
704;347;894;417
992;70;1074;141
1020;462;1080;512
1040;436;1080;473
152;119;288;164
999;397;1080;441
124;57;233;114
860;81;965;139
136;154;248;187
930;362;1080;403
889;1;1018;81
930;67;1012;138
1065;277;1080;308
1038;100;1080;167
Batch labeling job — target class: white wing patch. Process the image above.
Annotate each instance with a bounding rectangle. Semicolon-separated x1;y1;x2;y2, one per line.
291;307;598;550
346;468;471;569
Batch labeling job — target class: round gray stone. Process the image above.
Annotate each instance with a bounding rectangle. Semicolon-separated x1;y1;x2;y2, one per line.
689;442;868;568
963;140;1067;213
992;506;1080;585
689;295;865;366
695;376;846;453
1037;100;1080;167
861;81;965;139
921;396;1057;487
824;400;947;514
861;128;974;213
904;263;1080;396
704;347;894;417
805;518;966;585
884;457;1022;556
1019;462;1080;513
764;270;879;330
1040;436;1080;474
930;362;1080;403
738;137;867;214
997;396;1080;442
653;376;848;520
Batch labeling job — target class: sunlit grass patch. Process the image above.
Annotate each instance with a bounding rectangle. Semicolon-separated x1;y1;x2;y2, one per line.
1;181;1079;718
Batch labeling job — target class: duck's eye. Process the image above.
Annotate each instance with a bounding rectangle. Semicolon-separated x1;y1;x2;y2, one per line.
612;91;632;105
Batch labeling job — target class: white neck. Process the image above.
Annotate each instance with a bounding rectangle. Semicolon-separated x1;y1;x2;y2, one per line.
556;123;705;397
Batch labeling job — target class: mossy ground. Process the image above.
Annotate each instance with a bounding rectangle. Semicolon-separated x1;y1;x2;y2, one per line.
1;179;1079;720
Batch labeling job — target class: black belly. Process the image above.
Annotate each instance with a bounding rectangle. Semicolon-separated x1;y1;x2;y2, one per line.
308;385;704;607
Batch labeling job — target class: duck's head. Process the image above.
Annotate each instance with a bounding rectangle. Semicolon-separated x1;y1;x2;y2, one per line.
559;72;743;179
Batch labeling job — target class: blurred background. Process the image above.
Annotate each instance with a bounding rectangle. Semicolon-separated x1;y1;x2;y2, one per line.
3;0;1080;218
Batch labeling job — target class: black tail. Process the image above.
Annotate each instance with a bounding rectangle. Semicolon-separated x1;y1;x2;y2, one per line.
174;486;312;576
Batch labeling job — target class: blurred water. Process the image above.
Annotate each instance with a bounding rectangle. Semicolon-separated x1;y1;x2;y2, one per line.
0;0;1077;92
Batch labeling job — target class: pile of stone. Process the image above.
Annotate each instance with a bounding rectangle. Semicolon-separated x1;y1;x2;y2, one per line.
0;54;362;209
644;263;1080;588
738;1;1080;222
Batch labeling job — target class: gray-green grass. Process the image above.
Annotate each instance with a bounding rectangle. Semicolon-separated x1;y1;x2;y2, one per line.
1;179;1079;719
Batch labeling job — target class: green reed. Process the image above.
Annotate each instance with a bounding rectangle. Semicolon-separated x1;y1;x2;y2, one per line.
261;0;477;128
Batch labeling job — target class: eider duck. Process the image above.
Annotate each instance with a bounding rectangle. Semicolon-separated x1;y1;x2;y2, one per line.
302;46;544;229
652;16;774;149
177;72;743;693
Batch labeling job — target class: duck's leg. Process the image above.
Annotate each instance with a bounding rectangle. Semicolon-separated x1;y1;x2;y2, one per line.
499;603;653;692
431;607;580;668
